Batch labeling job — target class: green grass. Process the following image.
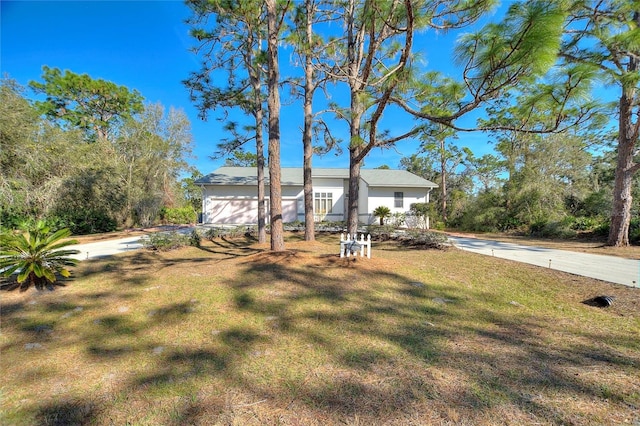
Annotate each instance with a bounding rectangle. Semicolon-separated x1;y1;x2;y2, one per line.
1;233;639;425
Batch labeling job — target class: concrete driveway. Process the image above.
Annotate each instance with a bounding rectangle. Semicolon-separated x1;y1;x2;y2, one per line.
67;236;146;260
448;236;639;288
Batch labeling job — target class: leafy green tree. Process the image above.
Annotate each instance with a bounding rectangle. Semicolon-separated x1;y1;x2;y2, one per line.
394;2;576;130
408;202;434;230
0;222;79;291
464;152;504;193
114;104;193;226
1;79;91;226
29;66;144;141
400;154;436;180
330;0;422;235
180;171;204;211
0;79;40;227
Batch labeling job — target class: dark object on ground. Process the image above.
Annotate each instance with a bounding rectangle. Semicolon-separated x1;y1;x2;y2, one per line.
583;295;615;308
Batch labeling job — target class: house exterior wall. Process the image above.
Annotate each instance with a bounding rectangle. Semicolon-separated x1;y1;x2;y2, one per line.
302;177;345;222
200;179;431;226
359;180;370;223
366;187;429;224
367;187;428;211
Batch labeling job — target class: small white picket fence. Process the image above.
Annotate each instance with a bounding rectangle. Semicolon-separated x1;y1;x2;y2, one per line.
339;233;372;259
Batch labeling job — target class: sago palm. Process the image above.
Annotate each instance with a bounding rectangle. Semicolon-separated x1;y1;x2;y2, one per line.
0;222;80;291
373;206;392;226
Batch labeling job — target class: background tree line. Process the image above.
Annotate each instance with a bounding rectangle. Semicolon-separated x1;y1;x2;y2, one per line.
0;70;198;234
400;125;640;243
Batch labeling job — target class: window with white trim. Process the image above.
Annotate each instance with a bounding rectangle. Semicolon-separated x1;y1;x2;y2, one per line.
394;192;404;208
314;192;333;214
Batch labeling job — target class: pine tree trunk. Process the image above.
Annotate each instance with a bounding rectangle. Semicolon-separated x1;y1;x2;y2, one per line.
303;0;315;242
608;11;639;247
608;86;639;246
348;153;361;235
251;51;267;244
256;110;267;244
266;0;284;252
440;140;448;224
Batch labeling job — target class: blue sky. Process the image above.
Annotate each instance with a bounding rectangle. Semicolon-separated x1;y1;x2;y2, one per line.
2;0;504;175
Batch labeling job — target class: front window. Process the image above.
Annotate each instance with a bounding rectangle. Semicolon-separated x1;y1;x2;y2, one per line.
314;192;333;214
394;192;403;208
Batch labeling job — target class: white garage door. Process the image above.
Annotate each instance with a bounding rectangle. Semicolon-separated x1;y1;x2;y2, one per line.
206;199;297;224
207;199;259;224
282;199;297;223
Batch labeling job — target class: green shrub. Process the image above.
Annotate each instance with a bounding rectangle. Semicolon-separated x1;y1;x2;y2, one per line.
203;226;257;241
407;203;433;230
630;218;640;244
389;212;406;227
49;208;117;235
162;206;197;225
594;221;610;237
431;221;446;231
0;221;79;291
143;232;191;251
529;220;576;239
203;228;222;241
398;230;449;250
366;225;396;241
189;229;201;247
570;216;598;231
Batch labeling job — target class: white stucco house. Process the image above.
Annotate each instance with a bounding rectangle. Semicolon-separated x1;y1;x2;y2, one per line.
195;167;437;226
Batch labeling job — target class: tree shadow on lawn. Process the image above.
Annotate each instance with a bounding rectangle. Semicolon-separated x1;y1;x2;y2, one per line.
442;304;640;423
203;249;640;423
6;239;639;425
210;253;453;420
197;237;264;259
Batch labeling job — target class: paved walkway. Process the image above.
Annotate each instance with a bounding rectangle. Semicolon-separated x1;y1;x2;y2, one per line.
448;236;639;288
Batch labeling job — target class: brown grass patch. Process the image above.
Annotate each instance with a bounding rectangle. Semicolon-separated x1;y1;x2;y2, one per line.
1;233;638;425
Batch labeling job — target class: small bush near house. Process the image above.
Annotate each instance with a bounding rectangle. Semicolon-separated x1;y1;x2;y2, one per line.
366;225;396;241
162;206;197;225
396;230;449;250
204;226;257;241
143;231;200;251
189;229;201;248
389;212;406;227
204;227;223;241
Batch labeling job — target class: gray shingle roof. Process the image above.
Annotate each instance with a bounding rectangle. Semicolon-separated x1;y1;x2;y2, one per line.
195;167;437;188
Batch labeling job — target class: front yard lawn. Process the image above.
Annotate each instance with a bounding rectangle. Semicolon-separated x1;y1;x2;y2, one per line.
1;233;638;425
